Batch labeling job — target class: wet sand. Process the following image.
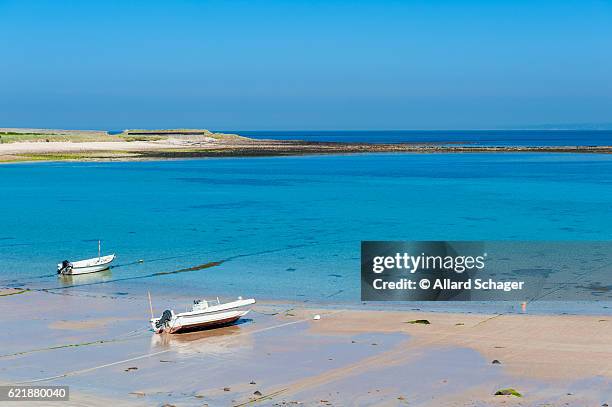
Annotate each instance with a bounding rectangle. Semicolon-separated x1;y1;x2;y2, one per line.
0;289;610;406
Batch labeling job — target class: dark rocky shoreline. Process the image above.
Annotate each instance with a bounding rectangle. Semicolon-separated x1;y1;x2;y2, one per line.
2;133;611;163
135;139;612;159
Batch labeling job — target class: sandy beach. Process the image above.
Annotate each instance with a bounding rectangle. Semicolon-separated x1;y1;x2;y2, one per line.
0;288;609;406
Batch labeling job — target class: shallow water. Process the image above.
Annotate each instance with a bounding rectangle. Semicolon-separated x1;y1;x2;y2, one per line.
1;153;611;313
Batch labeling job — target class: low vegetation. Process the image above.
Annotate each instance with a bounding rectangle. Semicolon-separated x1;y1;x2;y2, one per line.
0;132;117;143
0;128;245;144
120;129;247;141
406;319;431;325
494;388;522;397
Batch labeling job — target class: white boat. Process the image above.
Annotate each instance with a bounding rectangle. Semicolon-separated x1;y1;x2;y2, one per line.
57;254;115;275
57;240;115;275
150;297;255;334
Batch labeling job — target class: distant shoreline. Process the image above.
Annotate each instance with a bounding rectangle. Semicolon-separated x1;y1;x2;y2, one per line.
1;128;611;163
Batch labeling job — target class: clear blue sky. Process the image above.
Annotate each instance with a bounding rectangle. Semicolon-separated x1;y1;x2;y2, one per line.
1;0;611;130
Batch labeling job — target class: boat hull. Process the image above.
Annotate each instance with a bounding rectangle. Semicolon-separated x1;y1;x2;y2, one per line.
58;254;115;275
168;315;242;334
65;263;112;275
151;299;255;334
165;309;250;334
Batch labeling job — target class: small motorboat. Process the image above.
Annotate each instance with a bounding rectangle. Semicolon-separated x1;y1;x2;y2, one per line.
57;240;115;275
150;297;255;334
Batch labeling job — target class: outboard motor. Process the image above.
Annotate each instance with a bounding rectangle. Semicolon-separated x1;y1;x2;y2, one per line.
58;260;73;275
155;310;173;329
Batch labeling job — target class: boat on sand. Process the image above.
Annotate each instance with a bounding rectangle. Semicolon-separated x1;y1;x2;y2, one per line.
150;297;255;334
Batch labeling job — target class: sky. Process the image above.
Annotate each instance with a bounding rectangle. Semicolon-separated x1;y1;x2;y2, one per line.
1;0;611;130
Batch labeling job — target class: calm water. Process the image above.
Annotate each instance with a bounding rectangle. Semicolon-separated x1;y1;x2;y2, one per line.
1;154;611;313
231;130;612;146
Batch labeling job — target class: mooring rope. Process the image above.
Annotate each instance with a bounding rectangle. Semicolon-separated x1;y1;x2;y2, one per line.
0;326;151;359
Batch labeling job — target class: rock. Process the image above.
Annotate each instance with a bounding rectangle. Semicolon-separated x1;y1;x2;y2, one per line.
406;319;430;325
492;359;501;364
254;391;262;396
494;388;522;397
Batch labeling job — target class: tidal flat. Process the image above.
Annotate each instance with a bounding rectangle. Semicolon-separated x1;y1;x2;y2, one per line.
0;289;610;406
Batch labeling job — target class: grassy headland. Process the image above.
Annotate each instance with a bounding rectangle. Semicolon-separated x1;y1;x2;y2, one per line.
0;128;242;143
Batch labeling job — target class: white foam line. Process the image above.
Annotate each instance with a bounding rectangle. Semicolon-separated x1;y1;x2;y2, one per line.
17;311;342;384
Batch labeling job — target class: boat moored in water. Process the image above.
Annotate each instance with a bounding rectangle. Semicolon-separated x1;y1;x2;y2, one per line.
57;240;115;275
57;254;115;275
150;297;256;334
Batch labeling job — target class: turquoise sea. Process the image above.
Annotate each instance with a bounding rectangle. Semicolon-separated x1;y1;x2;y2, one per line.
1;153;611;313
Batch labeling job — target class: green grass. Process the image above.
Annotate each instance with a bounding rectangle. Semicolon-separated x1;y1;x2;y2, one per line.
121;129;247;141
0;129;245;143
208;132;249;141
121;135;166;142
0;133;118;143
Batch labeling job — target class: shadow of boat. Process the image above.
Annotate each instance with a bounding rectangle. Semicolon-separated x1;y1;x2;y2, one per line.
150;320;254;355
